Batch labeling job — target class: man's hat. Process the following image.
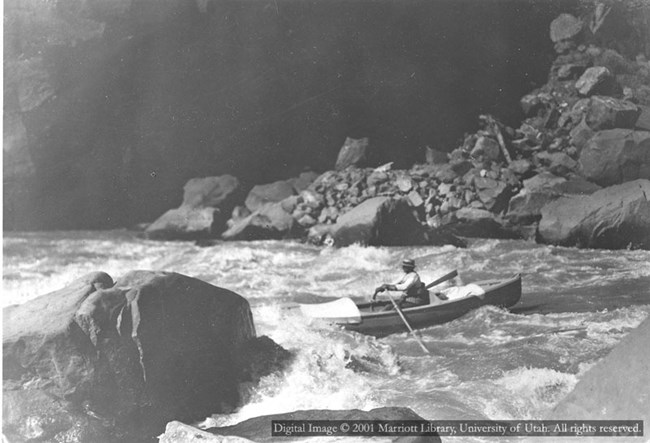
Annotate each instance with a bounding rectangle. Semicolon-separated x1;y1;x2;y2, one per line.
402;259;415;268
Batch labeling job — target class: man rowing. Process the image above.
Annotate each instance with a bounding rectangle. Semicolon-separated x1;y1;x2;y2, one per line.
371;258;429;309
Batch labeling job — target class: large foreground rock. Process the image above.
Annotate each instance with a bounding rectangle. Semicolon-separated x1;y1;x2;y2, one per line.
3;271;290;443
201;407;440;442
538;179;650;249
145;175;242;240
579;129;650;186
548;318;650;438
330;197;463;247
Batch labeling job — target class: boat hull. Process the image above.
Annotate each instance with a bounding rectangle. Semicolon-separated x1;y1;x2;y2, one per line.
341;274;522;337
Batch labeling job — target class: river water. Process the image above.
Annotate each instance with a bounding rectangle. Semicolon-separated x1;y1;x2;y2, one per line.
3;231;650;441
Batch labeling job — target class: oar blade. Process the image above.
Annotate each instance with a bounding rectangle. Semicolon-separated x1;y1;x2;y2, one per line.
299;297;362;324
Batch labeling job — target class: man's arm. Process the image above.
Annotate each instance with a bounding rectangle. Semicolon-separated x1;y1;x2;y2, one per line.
392;273;418;292
373;273;418;300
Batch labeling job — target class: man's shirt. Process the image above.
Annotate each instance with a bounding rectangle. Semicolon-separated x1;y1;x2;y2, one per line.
392;271;421;294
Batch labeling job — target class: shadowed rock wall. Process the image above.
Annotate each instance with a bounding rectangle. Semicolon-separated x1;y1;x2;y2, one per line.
4;0;573;230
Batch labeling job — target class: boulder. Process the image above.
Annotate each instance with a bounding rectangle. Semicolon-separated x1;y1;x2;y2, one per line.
538;179;650;249
499;167;520;187
433;163;459;183
425;147;448;164
396;175;414;193
299;189;325;209
584;96;640;131
525;172;568;191
549;14;583;43
556;63;587;80
288;171;320;193
306;223;335;246
331;197;419;246
407;190;424;207
330;197;462;247
534;152;578;176
161;422;254;443
181;175;241;208
228;206;253;228
367;170;390;188
222;202;298;241
569;118;595;152
575;67;615;96
507;172;600;225
508;189;558;225
447;208;518;239
145;175;242;240
520;91;552;117
205;407;441;442
280;195;300;214
245;180;296;212
3;271;289;443
474;177;510;212
559;98;591;131
297;214;317;227
551;177;602;195
145;206;227;240
579;129;650;186
548;318;650;428
335;137;369;170
450;159;473;177
507;175;601;225
508;159;533;176
310;170;340;190
635;105;650;131
470;136;501;162
438;183;453;197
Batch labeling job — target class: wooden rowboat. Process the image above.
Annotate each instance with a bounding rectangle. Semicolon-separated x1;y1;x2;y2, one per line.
299;274;522;337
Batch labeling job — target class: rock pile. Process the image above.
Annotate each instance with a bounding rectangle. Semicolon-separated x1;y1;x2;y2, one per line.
146;4;650;250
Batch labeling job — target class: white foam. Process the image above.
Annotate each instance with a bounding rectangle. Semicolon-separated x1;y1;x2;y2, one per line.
485;367;578;419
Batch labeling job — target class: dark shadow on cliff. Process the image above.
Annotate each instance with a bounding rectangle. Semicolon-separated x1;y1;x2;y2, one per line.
4;0;574;230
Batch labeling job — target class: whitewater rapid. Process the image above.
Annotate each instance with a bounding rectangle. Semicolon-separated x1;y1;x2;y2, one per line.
3;231;650;440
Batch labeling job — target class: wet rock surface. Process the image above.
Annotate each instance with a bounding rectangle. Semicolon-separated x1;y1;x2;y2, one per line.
548;317;650;425
3;271;290;443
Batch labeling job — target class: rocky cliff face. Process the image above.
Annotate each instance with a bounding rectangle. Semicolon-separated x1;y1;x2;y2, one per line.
4;0;574;230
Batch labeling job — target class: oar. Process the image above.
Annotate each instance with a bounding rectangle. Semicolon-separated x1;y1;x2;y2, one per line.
425;269;458;290
385;292;431;355
298;298;362;322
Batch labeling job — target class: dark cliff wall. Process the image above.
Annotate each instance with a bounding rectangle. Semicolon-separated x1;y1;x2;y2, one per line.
4;0;574;230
